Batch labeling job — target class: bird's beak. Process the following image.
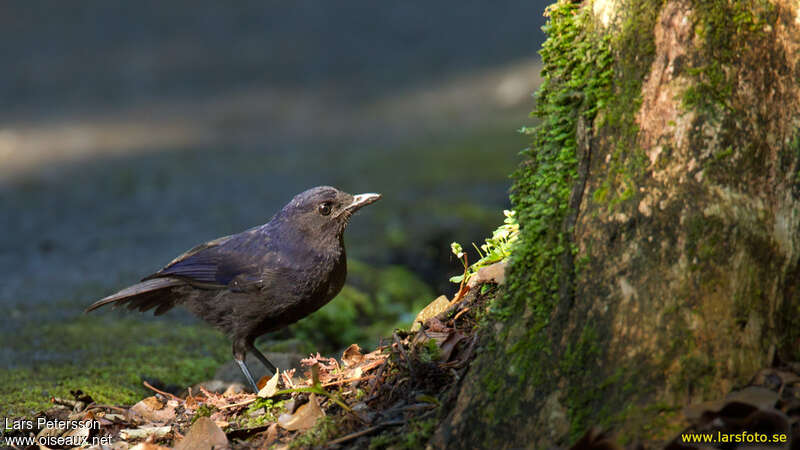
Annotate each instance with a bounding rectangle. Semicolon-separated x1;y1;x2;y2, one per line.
345;193;382;212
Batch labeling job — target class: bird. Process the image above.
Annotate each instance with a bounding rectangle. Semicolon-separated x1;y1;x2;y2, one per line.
86;186;381;392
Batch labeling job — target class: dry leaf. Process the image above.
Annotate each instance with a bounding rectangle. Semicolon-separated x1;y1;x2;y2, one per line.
439;331;467;362
258;371;281;398
277;394;325;431
342;344;364;367
173;417;228;450
130;396;176;424
61;425;90;443
263;422;280;446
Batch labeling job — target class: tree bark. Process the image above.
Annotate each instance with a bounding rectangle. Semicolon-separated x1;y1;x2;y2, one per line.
434;0;800;447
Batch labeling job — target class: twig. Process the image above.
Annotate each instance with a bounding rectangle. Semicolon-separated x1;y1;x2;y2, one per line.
367;360;387;397
51;397;79;408
142;380;182;402
86;404;129;413
452;307;471;323
392;331;415;380
321;374;374;388
326;420;404;446
198;385;216;398
281;369;297;389
220;397;258;409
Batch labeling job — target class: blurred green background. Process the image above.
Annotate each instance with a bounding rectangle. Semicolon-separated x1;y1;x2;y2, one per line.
0;1;548;415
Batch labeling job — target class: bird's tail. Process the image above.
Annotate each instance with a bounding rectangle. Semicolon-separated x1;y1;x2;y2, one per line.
85;278;184;316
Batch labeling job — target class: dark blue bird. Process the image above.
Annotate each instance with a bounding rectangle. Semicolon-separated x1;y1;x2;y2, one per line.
86;186;381;391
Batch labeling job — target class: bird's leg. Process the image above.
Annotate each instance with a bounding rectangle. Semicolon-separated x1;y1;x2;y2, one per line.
235;358;260;393
233;340;260;393
248;342;278;374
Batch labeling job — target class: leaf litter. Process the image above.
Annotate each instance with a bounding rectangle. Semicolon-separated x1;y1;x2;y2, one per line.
5;269;501;449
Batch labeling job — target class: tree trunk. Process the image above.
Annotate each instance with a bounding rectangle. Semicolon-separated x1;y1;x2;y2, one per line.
435;0;800;447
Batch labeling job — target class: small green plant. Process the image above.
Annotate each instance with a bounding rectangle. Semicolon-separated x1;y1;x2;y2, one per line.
241;398;286;428
417;338;442;363
449;209;519;285
192;404;216;424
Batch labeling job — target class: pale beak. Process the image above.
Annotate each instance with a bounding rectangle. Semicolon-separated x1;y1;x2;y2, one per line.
345;193;382;212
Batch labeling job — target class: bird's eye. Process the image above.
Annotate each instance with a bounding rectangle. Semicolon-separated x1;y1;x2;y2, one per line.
318;202;333;216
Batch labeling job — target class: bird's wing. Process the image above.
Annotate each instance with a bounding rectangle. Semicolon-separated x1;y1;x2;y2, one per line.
143;230;267;290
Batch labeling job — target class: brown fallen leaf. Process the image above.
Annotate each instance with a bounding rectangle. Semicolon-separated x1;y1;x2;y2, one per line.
439;331;467;362
184;395;198;410
258;371;281;398
130;396;176;424
342;344;364;367
173;417;229;450
277;394;325;431
262;423;280;446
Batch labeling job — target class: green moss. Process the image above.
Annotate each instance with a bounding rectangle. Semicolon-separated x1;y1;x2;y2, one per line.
560;325;602;439
0;315;229;417
594;0;663;210
670;354;716;397
683;0;776;115
367;417;437;450
397;417;437;449
460;0;665;444
417;338;442;364
192;404;217;424
500;0;616;381
240;398;286;428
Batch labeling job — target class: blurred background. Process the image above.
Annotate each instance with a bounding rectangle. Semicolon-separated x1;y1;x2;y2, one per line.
0;0;549;413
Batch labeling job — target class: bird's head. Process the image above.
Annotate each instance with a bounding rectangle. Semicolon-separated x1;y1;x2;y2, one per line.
278;186;381;241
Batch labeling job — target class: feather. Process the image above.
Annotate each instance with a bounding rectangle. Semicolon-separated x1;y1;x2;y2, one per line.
84;278;184;313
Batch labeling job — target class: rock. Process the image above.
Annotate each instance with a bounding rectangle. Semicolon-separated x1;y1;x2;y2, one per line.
173;417;229;450
411;295;450;331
